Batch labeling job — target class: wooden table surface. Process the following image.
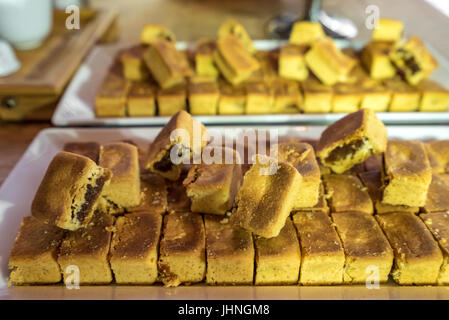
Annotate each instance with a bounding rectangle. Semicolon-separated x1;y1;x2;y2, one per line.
1;0;448;187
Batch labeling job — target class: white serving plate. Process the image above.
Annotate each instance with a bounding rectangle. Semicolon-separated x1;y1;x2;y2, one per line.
51;40;449;127
2;125;449;300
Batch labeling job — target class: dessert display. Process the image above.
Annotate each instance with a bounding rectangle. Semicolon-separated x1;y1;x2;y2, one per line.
8;109;449;287
94;19;448;118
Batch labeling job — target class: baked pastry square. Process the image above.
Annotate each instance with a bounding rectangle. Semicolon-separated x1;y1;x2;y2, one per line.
390;36;438;85
218;81;246;115
317;109;387;174
145;110;208;181
213;35;260;85
143;40;191;89
129;173;167;214
376;211;443;285
278;44;309;81
292;183;329;214
159;211;206;286
332;212;393;284
140;24;176;44
384;77;420;112
361;41;396;80
422;173;449;213
271;79;302;114
331;82;363;113
110;211;162;284
382;140;432;207
58;212;114;285
293;211;345;285
232;158;302;238
417;79;449;112
420;212;449;285
217;18;256;54
95;68;130;117
371;18;403;42
183;147;242;215
425;140;449;173
323;174;373;214
63;142;100;163
359;171;419;214
157;82;187;116
300;76;333;113
276;141;320;208
8;216;64;286
127;81;156;117
289;21;325;46
119;44;150;81
32;151;111;230
195;38;219;78
98;142;141;214
205;215;254;285
188;81;219;115
360;79;391;112
245;80;274;114
305;38;357;86
254;218;301;285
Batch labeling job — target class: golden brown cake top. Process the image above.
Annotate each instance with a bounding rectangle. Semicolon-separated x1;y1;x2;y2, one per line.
385;140;431;178
97;72;129;98
418;79;449;93
425;140;449;173
364;41;394;55
216;35;259;74
129;81;155;97
130;173;167;214
196;38;216;55
293;211;343;255
294;183;328;213
420;212;449;255
63;142;100;163
9;216;64;261
384;77;416;93
271;79;300;97
376;211;441;260
423;173;449;213
157;82;187;97
276;141;320;181
160;211;205;255
150;40;191;77
255;218;299;258
280;44;308;57
120;44;147;61
188;81;219;95
332;212;392;258
219;81;246;97
99;142;139;182
245;80;270;95
311;38;357;74
59;212;114;257
333;82;363;95
300;76;333;93
205;215;253;258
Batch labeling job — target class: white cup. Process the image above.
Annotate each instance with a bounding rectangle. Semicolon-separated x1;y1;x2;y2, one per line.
0;0;53;50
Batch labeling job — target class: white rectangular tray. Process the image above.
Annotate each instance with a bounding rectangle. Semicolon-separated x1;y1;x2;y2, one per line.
2;125;449;300
51;40;449;127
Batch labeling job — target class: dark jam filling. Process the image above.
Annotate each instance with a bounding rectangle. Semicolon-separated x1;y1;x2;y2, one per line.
75;175;106;224
325;140;364;164
396;49;421;75
153;145;190;172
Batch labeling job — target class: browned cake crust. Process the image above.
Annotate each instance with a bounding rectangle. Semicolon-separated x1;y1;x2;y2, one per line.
214;35;260;75
129;173;167;214
323;174;373;214
159;211;206;286
376;212;443;285
32;152;111;231
9;216;65;285
422;173;449;213
425;140;449;173
63;142;100;163
292;183;329;214
332;212;393;283
145;110;208;181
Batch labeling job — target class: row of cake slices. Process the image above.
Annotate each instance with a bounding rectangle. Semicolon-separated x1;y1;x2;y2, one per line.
95;18;449;118
8;109;449;286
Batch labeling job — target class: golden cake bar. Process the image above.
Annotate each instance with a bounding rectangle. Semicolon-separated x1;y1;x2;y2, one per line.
95;68;130;117
195;38;219;78
245;80;274;114
289;21;325;46
119;44;150;81
300;76;333;113
63;142;100;163
255;50;278;82
293;211;345;285
278;44;309;81
188;80;219;115
31;151;111;230
332;212;393;284
276;141;320;208
98;142;141;214
217;81;246;115
359;170;419;214
317;109;387;174
420;212;449;285
323;174;373;214
390;36;438;85
130;173;167;214
293;183;329;214
359;78;392;112
127;81;157;117
421;173;449;213
232;157;302;238
159;211;206;286
271;79;302;114
372;18;404;42
361;41;396;80
145;110;208;181
183;147;242;215
58;212;115;285
376;211;443;285
425;140;449;173
8;216;65;286
217;18;256;54
110;211;162;284
305;38;357;86
254;218;301;285
213;35;260;85
140;24;176;44
417;79;449;112
144;40;191;89
157;82;187;116
205;215;254;285
382;140;432;207
331;82;363;113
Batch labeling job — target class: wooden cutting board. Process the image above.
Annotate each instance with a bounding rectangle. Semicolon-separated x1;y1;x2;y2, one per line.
0;8;118;121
